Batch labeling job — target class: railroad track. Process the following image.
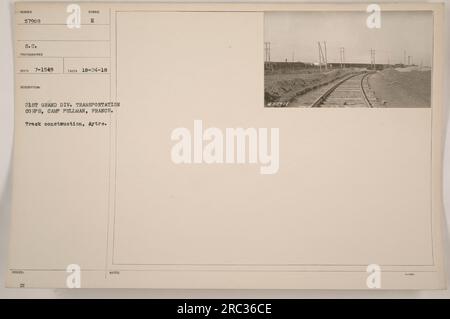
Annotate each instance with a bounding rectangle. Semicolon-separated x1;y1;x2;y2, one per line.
310;72;378;108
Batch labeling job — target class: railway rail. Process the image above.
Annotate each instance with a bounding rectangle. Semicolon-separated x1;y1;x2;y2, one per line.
310;72;378;108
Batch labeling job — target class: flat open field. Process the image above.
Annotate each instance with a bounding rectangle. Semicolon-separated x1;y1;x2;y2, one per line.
367;68;431;108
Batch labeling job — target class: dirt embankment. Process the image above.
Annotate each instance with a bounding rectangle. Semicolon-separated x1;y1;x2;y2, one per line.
368;68;431;108
264;69;354;105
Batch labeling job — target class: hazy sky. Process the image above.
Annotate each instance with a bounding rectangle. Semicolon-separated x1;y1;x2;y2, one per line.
264;11;433;66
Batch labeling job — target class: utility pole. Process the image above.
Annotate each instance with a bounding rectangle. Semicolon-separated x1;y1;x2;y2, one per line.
264;42;271;63
318;41;328;72
340;47;345;69
318;42;322;72
370;49;376;70
373;49;376;69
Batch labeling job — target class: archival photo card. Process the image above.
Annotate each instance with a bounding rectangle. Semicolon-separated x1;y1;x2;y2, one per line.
8;2;445;290
264;11;433;108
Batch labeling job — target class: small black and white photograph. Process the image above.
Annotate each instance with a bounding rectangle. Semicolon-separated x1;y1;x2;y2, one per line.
264;11;433;108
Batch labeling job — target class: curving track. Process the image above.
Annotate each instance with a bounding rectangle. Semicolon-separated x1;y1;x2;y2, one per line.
310;72;378;108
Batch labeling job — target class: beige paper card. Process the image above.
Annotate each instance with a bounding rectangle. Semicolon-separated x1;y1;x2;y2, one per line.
8;2;446;289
